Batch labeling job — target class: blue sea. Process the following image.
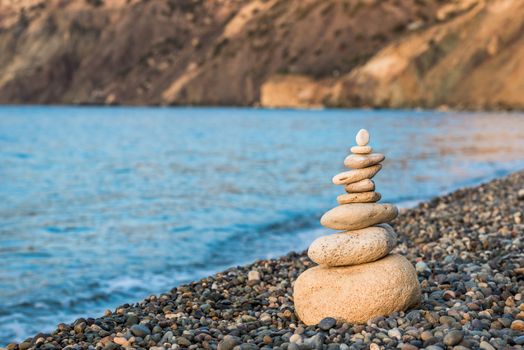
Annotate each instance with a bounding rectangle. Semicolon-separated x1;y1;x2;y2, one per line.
1;106;524;345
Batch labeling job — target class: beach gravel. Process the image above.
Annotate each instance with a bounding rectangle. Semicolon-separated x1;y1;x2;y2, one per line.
3;171;524;349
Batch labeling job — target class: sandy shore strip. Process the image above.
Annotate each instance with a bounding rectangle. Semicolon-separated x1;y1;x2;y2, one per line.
3;171;524;350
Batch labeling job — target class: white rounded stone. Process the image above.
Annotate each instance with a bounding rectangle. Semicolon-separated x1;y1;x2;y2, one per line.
293;254;421;325
320;203;398;230
356;129;370;146
351;145;372;154
345;179;375;193
308;224;397;266
337;191;381;204
344;153;385;169
332;164;381;185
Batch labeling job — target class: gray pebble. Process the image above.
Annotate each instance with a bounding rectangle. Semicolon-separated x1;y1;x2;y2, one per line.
130;324;150;337
318;317;336;331
103;342;119;350
425;346;443;350
218;335;241;350
479;341;496;350
125;314;139;326
287;343;300;350
444;330;464;346
176;336;191;347
515;335;524;345
304;333;324;350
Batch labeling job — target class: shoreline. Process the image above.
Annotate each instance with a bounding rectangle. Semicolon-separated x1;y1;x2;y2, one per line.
0;104;523;114
3;170;524;350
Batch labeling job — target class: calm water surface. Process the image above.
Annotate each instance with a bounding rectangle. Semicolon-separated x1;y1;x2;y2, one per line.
1;107;524;344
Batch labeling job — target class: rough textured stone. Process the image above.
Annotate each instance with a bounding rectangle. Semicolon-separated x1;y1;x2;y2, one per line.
344;179;375;193
343;153;385;169
308;224;397;266
332;164;382;185
294;254;421;325
320;203;398;230
337;191;381;204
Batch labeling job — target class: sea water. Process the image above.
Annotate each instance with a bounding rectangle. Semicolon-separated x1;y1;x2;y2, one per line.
1;106;524;345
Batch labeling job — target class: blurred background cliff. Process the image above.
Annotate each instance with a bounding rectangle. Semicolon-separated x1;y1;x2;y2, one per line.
1;0;523;109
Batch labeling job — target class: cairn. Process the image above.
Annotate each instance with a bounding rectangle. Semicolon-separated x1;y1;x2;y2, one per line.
294;129;421;325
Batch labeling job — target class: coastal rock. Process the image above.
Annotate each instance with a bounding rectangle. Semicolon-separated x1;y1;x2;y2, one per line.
308;224;397;266
248;270;260;281
320;203;398;230
337;191;381;204
113;337;129;347
511;320;524;331
345;179;375;193
18;342;31;350
318;317;337;330
356;129;370;146
415;261;430;273
218;335;241;350
443;330;464;346
350;146;372;154
294;254;421;325
130;324;150;337
333;164;382;185
343;153;385;169
125;314;139;326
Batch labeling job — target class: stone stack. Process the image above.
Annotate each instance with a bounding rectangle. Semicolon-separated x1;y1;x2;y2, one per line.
294;129;421;325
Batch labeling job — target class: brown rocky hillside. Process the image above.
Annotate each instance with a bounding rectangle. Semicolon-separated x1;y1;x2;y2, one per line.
326;0;524;110
0;0;522;109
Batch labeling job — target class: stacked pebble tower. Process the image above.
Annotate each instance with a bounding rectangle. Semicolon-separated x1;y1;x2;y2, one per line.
294;129;421;325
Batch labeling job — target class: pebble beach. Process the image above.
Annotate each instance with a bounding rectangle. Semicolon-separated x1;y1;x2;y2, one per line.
4;170;524;350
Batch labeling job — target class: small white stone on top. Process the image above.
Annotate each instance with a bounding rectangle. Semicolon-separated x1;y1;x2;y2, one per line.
355;129;370;146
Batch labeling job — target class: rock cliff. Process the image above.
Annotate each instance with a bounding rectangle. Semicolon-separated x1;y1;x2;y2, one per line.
0;0;522;109
327;0;524;110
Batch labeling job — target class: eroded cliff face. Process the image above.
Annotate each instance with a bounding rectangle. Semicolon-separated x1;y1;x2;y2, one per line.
326;0;524;110
0;0;240;104
0;0;522;109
